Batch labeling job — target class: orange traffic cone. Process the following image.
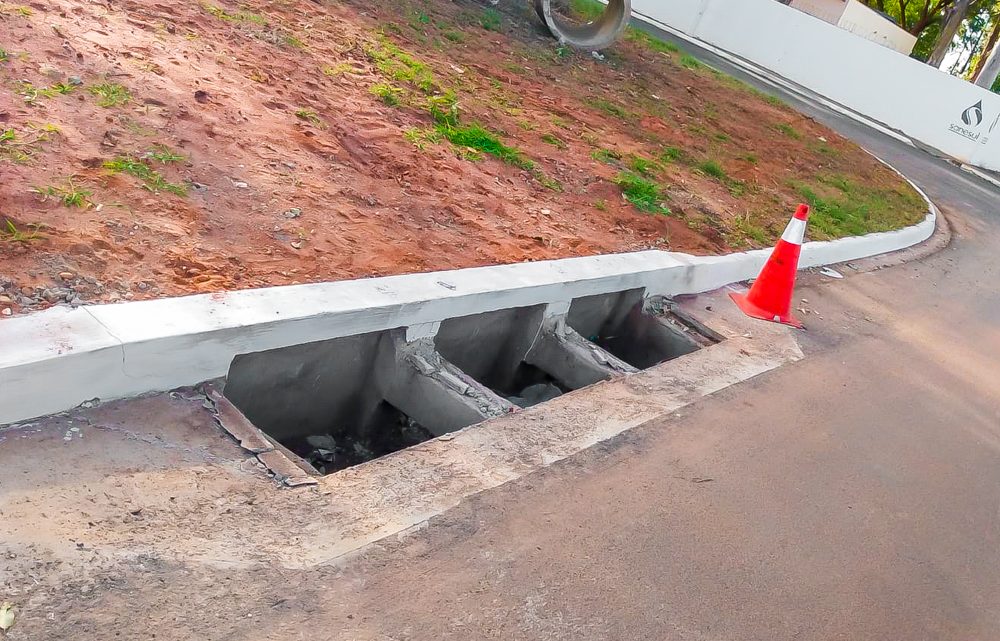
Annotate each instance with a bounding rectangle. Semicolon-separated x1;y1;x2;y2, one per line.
730;204;810;329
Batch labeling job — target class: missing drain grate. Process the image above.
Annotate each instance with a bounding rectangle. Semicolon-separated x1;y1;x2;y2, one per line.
284;401;435;475
223;328;512;476
434;305;572;407
568;291;718;370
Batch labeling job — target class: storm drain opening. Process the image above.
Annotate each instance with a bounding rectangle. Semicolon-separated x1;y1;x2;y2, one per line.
222;328;508;476
568;290;720;370
434;305;568;408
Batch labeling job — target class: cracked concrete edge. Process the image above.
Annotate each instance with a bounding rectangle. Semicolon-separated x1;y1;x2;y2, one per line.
0;155;937;426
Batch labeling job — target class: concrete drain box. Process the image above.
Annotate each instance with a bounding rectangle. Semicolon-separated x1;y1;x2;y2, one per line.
222;293;718;476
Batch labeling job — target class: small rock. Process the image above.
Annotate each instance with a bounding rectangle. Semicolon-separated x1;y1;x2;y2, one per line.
59;271;75;281
69;297;83;307
820;267;844;279
101;130;120;148
591;51;606;61
281;161;297;170
1;308;11;317
67;75;83;86
194;90;210;104
290;240;303;249
0;295;11;304
233;181;249;189
283;208;302;219
137;282;149;291
20;287;34;296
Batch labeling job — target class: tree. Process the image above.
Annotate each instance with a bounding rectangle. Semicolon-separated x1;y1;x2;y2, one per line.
928;0;972;66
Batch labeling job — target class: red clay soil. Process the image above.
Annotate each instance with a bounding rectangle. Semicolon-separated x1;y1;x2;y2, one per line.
0;0;925;313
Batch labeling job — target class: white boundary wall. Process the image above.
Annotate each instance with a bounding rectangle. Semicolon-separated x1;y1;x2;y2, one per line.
631;0;1000;172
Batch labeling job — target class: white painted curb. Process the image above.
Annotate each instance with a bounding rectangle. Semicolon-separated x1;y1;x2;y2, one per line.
0;180;938;427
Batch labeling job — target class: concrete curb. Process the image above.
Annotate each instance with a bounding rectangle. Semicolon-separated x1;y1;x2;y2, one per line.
0;168;938;426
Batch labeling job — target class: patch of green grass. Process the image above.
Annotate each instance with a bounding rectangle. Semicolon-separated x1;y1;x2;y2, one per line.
30;178;92;208
104;155;187;196
365;37;438;94
679;54;702;70
728;213;771;248
626;28;680;55
614;172;670;215
0;47;8;63
202;3;266;24
370;82;404;106
1;218;43;243
443;29;465;43
792;174;926;239
697;159;727;180
594;198;608;211
584;97;632;120
294;108;322;125
627;155;659;177
282;34;305;48
479;8;502;32
88;82;131;107
541;133;567;150
533;171;563;192
147;144;185;164
567;0;605;20
659;146;685;163
437;122;533;170
322;62;355;77
739;152;758;164
713;132;730;142
775;123;801;140
591;148;622;165
0;128;30;163
427;91;460;126
403;127;443;150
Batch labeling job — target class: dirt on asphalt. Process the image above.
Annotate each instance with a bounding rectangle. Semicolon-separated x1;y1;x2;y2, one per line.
0;0;925;314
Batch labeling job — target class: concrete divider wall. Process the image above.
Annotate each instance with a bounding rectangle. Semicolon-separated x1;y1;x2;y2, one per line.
631;0;1000;171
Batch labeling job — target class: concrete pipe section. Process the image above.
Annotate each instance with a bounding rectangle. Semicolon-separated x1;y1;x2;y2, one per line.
534;0;632;50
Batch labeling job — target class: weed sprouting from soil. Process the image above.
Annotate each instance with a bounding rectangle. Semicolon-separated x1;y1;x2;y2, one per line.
438;122;533;169
584;97;632;120
30;178;92;208
775;123;801;139
1;218;43;243
104;155;186;196
659;146;685;163
679;54;702;70
541;133;566;149
371;83;404;106
479;8;502;32
627;155;659;176
366;36;438;93
202;3;266;24
614;172;670;215
89;83;131;107
146;145;185;164
294;109;323;126
592;148;622;164
626;29;680;55
697;159;727;180
0;47;8;63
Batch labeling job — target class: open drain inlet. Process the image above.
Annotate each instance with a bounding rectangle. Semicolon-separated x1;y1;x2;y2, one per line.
222;293;719;477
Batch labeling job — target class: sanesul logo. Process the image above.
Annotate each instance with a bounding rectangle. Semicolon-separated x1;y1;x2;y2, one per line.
950;100;988;142
962;100;984;127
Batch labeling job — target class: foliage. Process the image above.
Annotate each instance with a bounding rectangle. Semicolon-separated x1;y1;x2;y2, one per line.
614;172;671;215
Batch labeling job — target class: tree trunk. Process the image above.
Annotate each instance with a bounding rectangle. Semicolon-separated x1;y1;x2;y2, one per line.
975;41;1000;87
972;17;1000;80
927;0;973;67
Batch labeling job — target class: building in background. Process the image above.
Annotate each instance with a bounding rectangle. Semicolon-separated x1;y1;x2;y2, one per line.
788;0;918;54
